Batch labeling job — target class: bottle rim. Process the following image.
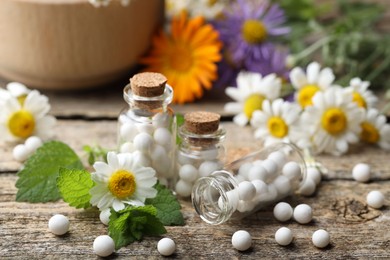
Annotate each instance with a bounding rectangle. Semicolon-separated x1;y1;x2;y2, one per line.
123;83;173;105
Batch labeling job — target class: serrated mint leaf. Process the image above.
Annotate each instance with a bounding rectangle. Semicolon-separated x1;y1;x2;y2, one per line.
15;141;84;203
108;206;167;250
57;168;94;209
145;183;184;226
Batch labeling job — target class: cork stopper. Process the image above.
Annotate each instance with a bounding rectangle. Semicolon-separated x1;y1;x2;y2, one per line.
184;111;221;135
130;72;167;97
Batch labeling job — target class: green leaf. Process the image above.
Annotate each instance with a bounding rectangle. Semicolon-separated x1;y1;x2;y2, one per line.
145;183;184;226
108;206;167;249
15;141;84;203
175;113;185;145
57;168;94;209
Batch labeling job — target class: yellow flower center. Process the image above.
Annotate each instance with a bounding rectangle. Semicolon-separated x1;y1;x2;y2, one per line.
108;170;136;199
267;116;288;138
17;94;27;106
7;110;35;138
321;108;347;135
242;20;267;44
169;43;193;72
360;122;379;144
352;91;367;108
297;85;320;108
244;94;265;119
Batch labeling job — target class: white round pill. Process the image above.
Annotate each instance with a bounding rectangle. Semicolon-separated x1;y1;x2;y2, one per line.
262;159;278;176
275;227;293;246
24;136;43;152
198;161;220;177
93;235;115;257
157;237;176;256
133;132;154;153
175;179;193;197
352;163;371;183
152;113;170;128
48;214;69;235
133;151;152;167
13;144;29;162
306;167;322;185
179;164;198;183
237;181;256;201
273;175;291;196
238;162;253;179
298;178;316;196
366;190;385;209
120;123;138;140
248;165;268;181
120;142;135;153
99;210;111;226
137;123;154;135
237;200;256;212
273;202;293;222
251;180;268;196
201;148;219;161
282;161;301;180
268;151;287;170
293;204;312;224
231;230;252;251
154;127;172;148
150;145;166;163
312;229;330;248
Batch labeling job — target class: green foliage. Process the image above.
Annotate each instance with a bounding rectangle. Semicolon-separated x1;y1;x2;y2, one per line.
175;113;185;145
108;206;167;249
83;145;109;166
57;168;94;209
15;141;84;203
145;182;185;226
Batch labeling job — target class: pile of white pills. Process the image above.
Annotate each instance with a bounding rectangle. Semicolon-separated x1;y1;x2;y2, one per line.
298;166;322;196
119;111;174;184
13;136;43;162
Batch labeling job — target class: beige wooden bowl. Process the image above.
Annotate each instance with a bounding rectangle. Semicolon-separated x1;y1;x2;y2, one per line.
0;0;164;90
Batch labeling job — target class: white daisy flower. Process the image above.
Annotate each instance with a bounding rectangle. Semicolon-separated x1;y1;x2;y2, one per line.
360;108;390;150
0;90;56;142
224;71;282;126
250;99;304;147
89;152;158;214
301;87;364;155
290;62;338;108
0;82;31;103
345;77;377;109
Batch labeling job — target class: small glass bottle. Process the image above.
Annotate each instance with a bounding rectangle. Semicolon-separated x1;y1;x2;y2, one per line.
118;72;176;187
175;111;226;198
192;143;307;225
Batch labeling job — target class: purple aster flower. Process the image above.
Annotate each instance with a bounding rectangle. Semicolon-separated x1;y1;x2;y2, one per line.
214;0;290;70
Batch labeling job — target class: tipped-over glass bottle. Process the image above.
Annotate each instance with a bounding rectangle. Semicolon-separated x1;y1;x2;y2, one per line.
192;143;307;225
175;111;226;198
118;72;176;187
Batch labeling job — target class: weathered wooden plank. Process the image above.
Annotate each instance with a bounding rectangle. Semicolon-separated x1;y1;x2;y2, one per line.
0;174;389;258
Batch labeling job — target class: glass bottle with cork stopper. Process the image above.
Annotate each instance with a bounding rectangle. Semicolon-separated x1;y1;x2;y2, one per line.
118;72;176;187
175;111;226;197
191;142;308;225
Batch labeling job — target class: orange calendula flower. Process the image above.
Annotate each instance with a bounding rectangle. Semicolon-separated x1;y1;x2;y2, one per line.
141;12;222;104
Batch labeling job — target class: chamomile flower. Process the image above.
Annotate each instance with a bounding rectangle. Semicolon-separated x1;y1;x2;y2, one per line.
251;99;302;147
290;62;337;108
0;90;56;142
89;152;158;214
0;82;30;104
360;108;390;150
345;78;377;109
301;87;364;155
224;71;281;126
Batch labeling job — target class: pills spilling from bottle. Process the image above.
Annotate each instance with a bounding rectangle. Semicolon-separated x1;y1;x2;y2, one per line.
93;235;115;257
157;237;176;256
293;204;313;224
48;214;70;235
273;202;293;222
275;227;293;246
352;163;371;183
312;229;330;248
366;190;385;209
231;230;252;251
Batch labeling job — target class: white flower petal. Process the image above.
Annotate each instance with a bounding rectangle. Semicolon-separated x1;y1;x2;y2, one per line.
307;62;320;84
233;113;248;126
107;152;119;170
317;68;335;89
112;200;125;211
290;67;308;89
224;102;242;113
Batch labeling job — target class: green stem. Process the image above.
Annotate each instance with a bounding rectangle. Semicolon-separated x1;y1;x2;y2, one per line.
294;36;334;62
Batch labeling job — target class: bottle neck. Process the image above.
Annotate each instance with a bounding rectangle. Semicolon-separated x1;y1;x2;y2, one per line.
192;171;238;225
178;125;226;149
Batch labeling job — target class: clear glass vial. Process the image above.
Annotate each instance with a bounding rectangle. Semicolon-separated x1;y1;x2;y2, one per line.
192;143;307;225
175;111;226;198
118;72;176;187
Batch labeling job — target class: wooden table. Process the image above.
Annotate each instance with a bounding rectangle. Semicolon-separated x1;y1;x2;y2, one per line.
0;81;389;259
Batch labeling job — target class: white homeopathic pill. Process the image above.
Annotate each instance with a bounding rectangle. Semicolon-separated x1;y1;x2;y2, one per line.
153;127;172;148
198;161;220;177
175;179;193;197
352;163;371;183
238;162;253;179
93;235;115;257
48;214;70;235
24;136;43;153
312;229;330;248
273;202;293;222
268;151;287;170
237;181;256;201
99;210;111;226
133;132;154;153
231;230;252;251
248;165;268;181
157;237;176;256
262;159;278;176
179;164;198;183
282;161;301;180
306;167;322;185
273;175;291;196
120;123;138;141
366;190;385;209
293;204;312;224
275;227;293;246
13;144;29;162
298;178;316;196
